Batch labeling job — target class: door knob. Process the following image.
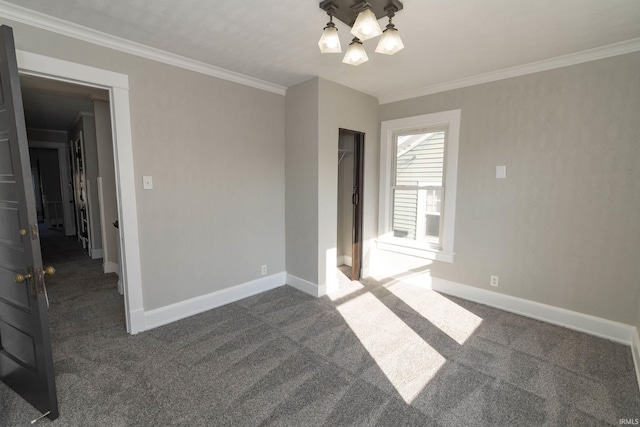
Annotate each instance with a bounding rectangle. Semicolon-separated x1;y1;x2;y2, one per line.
44;266;56;276
19;229;27;236
14;272;32;283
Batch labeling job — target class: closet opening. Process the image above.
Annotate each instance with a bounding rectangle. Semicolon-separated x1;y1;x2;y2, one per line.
337;128;365;281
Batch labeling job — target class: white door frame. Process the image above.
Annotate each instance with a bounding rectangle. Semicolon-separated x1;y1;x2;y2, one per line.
16;50;145;334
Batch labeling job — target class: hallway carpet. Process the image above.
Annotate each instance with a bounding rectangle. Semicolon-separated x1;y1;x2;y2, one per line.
1;231;639;425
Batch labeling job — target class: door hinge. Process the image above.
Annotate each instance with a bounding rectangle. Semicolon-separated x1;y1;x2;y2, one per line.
31;224;39;240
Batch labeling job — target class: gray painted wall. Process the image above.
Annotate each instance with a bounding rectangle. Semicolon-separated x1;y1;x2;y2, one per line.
10;19;286;311
285;79;319;284
285;78;378;289
318;78;379;287
380;52;640;325
94;99;118;267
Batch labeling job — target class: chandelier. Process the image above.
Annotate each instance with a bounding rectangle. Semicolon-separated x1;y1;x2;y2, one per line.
318;0;404;66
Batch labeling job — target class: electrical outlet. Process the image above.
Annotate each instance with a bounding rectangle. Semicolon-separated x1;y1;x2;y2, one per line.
490;275;499;287
143;175;153;190
261;265;267;275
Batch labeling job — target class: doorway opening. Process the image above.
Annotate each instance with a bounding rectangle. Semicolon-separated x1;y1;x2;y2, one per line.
17;49;144;334
336;128;365;281
20;74;125;325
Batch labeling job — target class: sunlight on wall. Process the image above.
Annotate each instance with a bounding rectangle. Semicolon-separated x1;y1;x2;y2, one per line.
325;247;338;294
337;292;446;403
386;281;483;345
368;248;434;283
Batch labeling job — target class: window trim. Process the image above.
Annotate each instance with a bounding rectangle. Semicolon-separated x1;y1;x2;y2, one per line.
378;109;461;263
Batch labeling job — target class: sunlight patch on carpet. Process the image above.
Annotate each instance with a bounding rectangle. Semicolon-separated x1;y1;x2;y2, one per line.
386;281;482;345
329;268;365;301
337;292;445;402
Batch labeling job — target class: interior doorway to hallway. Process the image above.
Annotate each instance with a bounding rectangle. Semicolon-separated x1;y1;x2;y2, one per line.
20;74;125;326
16;49;143;333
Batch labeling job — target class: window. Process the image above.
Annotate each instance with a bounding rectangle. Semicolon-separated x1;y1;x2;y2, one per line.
392;129;445;246
378;110;460;263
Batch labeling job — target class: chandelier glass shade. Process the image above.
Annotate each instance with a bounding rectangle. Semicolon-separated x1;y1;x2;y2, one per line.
342;38;369;66
350;8;382;41
318;1;404;66
318;19;342;53
375;19;404;55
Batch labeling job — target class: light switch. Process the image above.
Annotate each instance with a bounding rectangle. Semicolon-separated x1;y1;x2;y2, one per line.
143;175;153;189
496;165;506;179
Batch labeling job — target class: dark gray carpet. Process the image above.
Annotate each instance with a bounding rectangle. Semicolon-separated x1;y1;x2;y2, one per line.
1;231;639;426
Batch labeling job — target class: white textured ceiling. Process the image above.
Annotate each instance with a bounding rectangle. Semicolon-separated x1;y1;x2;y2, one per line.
4;0;640;101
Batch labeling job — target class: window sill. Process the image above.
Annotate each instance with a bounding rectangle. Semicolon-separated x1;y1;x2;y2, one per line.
376;238;455;263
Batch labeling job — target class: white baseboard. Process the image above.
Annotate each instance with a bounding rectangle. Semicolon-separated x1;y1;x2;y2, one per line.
287;273;326;297
128;308;145;335
144;272;286;331
104;261;119;275
431;277;634;345
91;248;104;260
632;328;640;391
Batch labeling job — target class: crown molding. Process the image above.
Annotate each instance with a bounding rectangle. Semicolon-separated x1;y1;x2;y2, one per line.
379;37;640;105
0;1;287;96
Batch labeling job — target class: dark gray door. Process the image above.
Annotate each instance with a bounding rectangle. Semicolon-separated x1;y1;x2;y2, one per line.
0;25;59;421
351;132;364;281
